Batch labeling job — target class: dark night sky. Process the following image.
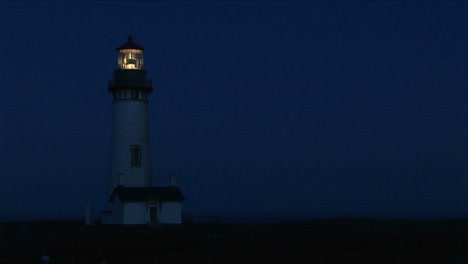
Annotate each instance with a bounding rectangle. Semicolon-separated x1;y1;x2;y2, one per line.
0;2;466;221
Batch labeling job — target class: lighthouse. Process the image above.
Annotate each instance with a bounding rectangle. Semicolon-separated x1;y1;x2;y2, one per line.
108;36;153;191
104;36;184;225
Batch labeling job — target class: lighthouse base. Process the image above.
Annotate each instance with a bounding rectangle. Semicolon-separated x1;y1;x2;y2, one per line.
104;187;184;225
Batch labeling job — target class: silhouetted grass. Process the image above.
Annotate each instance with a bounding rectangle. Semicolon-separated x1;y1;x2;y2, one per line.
1;219;468;263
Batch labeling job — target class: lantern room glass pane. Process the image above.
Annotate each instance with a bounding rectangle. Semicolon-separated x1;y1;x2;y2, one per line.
118;49;144;70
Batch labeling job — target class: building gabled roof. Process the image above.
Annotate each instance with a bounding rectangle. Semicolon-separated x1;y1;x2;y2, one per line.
116;35;144;51
109;186;184;203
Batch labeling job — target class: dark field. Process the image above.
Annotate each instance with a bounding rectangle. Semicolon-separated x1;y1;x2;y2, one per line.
1;219;468;263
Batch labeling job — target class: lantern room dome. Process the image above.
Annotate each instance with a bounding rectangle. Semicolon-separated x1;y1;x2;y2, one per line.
116;35;144;51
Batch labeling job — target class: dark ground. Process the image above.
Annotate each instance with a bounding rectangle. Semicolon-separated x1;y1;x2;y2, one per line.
1;219;468;264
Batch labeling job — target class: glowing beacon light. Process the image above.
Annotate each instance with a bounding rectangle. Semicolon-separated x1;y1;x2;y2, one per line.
117;35;144;70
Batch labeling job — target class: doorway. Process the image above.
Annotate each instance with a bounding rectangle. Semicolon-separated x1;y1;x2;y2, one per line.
149;205;158;223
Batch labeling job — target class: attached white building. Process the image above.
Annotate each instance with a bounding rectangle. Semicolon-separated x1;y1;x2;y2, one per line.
109;186;184;225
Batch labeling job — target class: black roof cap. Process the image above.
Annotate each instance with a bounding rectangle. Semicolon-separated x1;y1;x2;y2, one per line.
116;35;144;51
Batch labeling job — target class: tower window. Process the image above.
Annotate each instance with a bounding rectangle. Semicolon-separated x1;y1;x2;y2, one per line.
130;145;142;167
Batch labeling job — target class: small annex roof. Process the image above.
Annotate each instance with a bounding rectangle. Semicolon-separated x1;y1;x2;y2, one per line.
110;186;184;203
116;35;144;51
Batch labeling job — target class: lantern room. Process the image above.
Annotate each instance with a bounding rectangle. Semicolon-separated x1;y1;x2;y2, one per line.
116;36;144;70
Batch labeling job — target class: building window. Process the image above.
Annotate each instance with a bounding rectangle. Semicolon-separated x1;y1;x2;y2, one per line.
130;145;142;167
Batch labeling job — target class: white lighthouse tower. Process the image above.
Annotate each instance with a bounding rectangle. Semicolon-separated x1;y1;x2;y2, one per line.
104;36;184;225
108;36;153;191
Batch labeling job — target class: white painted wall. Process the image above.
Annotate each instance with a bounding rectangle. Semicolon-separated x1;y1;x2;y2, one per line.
109;100;152;193
123;202;147;225
159;202;182;224
110;200;182;225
